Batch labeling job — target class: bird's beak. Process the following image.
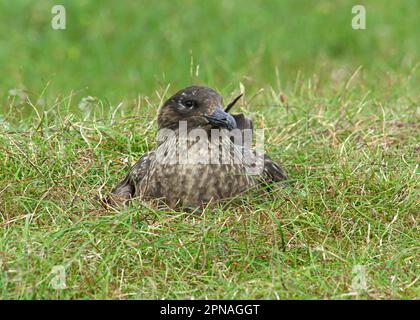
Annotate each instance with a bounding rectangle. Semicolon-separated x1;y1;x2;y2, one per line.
204;106;237;130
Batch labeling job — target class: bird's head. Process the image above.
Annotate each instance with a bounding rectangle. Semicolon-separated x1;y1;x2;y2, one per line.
157;86;237;131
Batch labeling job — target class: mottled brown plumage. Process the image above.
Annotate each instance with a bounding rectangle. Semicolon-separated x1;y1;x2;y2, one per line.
106;86;288;209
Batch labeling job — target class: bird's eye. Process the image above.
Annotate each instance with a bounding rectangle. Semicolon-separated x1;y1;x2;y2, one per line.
183;100;196;109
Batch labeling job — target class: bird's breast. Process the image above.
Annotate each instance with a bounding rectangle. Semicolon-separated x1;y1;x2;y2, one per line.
140;133;256;207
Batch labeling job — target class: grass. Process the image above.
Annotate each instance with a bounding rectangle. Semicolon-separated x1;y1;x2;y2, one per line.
0;0;419;299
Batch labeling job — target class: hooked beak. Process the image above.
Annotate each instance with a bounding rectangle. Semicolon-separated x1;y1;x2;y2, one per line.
204;106;237;130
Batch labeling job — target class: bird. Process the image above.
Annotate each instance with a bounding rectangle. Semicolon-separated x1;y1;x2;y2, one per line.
105;85;288;209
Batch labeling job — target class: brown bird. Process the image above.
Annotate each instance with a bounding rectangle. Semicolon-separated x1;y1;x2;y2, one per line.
106;86;287;209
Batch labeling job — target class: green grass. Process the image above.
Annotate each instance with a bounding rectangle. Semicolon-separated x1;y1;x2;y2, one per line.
0;0;419;299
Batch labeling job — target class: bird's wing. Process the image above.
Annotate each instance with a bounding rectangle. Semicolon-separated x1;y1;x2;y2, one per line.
262;154;288;183
231;113;288;183
106;151;154;206
230;113;254;146
232;113;253;131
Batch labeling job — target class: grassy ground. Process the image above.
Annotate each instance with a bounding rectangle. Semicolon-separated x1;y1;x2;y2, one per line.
0;1;419;299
